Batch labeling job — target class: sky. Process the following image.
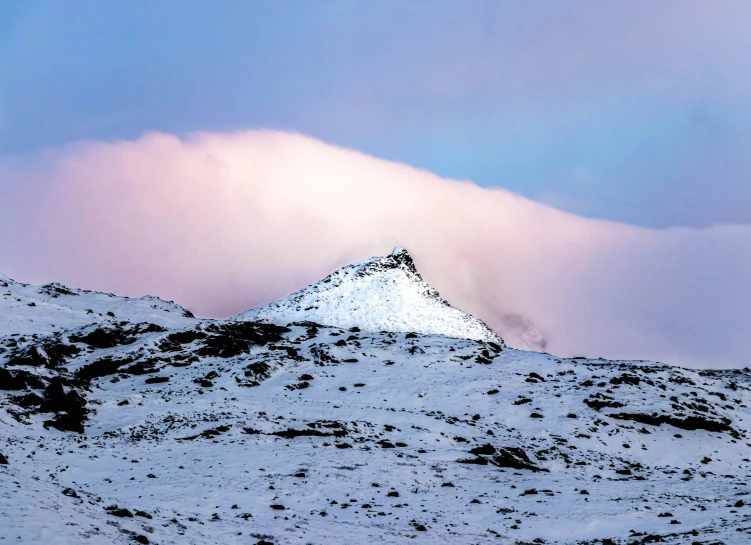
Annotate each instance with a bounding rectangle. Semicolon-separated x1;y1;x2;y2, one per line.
2;0;751;228
0;2;750;368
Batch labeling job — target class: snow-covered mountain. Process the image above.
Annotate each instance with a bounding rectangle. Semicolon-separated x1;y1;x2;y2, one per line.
236;247;503;344
1;255;750;545
0;273;196;337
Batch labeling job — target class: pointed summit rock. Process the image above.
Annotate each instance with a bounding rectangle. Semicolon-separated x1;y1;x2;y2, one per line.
236;247;504;344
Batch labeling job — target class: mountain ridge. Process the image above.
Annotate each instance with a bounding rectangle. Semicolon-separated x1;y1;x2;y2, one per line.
0;272;196;338
1;254;750;544
236;247;505;345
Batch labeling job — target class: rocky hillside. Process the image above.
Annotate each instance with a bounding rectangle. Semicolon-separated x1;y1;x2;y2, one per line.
1;256;750;545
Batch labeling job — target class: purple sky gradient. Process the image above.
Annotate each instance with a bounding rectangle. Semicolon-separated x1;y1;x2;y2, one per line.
1;1;750;227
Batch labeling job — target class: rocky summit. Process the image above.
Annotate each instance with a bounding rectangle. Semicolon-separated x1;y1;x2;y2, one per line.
236;247;503;344
1;250;750;544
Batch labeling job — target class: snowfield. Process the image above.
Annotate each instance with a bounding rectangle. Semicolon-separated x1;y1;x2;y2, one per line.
1;250;750;545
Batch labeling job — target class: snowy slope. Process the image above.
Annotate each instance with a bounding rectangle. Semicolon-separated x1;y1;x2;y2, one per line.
236;247;504;344
0;273;197;337
2;262;751;545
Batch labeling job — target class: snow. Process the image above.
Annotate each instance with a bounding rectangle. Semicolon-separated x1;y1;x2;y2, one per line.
0;274;197;337
236;247;504;344
2;258;751;544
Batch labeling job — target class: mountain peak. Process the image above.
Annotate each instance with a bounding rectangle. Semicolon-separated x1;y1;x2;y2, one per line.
388;246;418;274
355;245;420;280
236;248;504;344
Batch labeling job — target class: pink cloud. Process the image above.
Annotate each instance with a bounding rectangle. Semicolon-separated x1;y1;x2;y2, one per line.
0;130;749;368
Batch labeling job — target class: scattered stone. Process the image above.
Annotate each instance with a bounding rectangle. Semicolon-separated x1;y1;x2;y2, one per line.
106;506;133;517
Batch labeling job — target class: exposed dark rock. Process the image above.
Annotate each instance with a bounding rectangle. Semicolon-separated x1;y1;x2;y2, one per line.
527;372;546;382
105;505;134;517
271;428;335;439
158;330;207;351
610;373;640;386
11;394;44;409
39;378;88;433
270;345;300;359
43;412;86;434
489;447;549;472
245;362;271;377
469;444;496;456
4;346;48;367
457;456;489;465
76;356;134;381
0;368;45;390
196;322;289;358
39;283;77;298
69;327;137;349
608;412;740;438
584;394;625;411
121;358;169;376
9;340;83;368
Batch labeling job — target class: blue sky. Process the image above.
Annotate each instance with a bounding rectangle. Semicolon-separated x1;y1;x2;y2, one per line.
1;0;750;228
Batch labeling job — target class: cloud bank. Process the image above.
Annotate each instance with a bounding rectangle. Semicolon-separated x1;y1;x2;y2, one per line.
0;130;749;368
